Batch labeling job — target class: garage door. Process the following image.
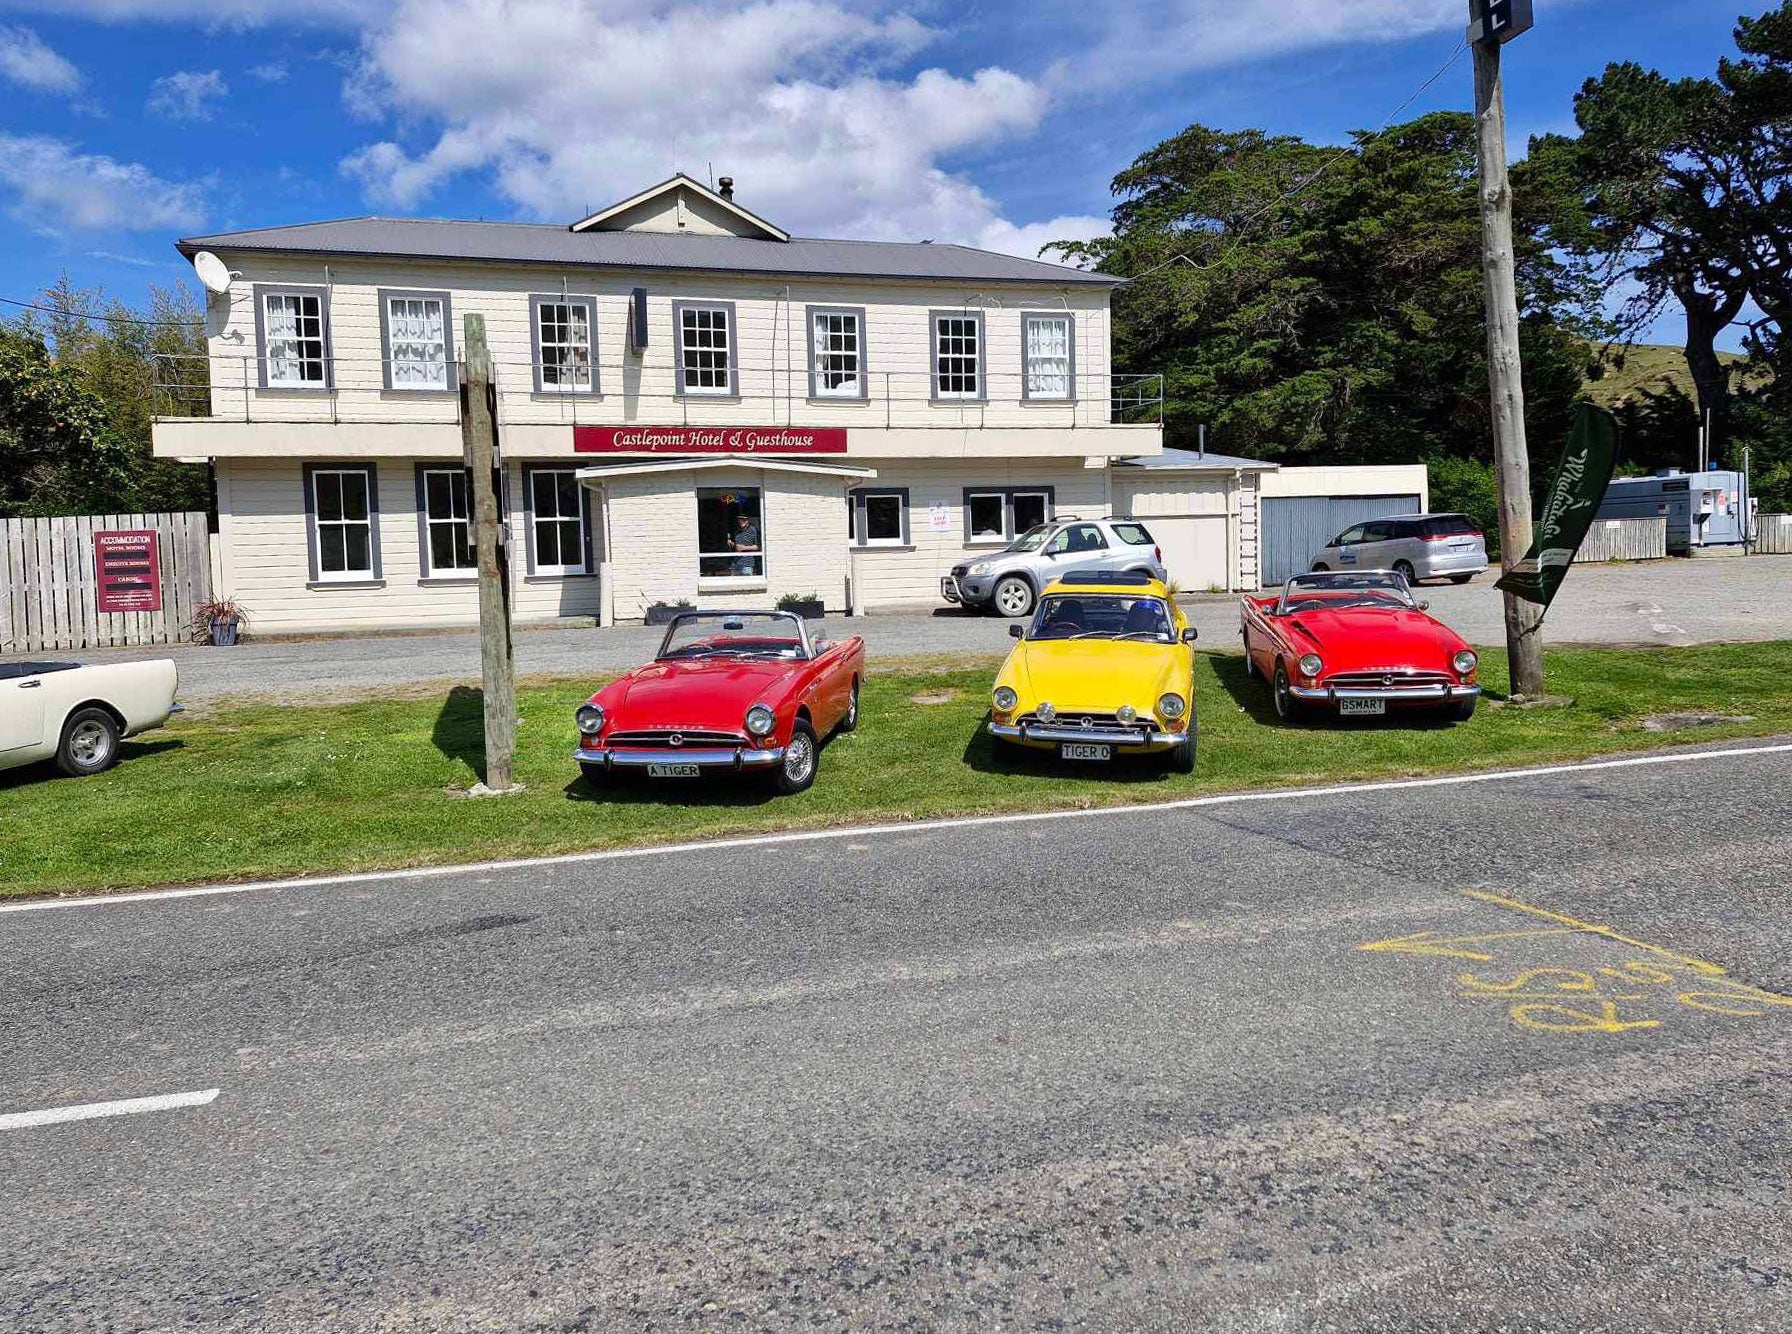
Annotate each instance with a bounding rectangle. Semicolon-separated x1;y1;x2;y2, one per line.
1260;495;1421;586
1141;514;1228;593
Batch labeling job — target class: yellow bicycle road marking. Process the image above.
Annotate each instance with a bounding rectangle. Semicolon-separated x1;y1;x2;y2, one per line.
1356;927;1575;963
1455;889;1733;978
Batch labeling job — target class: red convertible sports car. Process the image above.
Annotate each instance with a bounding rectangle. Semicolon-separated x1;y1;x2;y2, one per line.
573;610;864;794
1240;570;1480;722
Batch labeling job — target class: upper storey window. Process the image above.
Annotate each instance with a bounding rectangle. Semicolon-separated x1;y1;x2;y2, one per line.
257;285;329;389
931;311;983;401
675;301;736;397
530;295;598;394
808;306;865;399
1023;313;1074;401
380;290;453;391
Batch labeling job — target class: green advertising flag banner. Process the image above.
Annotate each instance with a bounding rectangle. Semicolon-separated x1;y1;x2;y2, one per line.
1495;403;1621;609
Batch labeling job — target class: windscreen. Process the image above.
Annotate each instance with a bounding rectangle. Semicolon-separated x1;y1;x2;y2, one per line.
1278;571;1416;614
1008;524;1053;553
657;612;806;660
1030;594;1175;642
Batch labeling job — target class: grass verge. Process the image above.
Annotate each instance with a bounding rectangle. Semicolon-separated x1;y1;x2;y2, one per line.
4;642;1790;899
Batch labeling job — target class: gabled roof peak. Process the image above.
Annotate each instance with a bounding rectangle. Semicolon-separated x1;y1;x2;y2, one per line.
570;173;790;243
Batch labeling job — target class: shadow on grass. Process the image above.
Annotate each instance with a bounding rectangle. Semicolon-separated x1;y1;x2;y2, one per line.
0;738;184;791
959;712;1177;784
433;685;488;783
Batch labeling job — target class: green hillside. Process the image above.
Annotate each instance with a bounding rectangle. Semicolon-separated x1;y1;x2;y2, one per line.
1581;342;1754;408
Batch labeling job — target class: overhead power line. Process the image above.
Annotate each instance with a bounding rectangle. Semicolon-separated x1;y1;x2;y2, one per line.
0;294;203;328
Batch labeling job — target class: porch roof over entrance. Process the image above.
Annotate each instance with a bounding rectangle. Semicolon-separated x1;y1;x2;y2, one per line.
573;455;878;483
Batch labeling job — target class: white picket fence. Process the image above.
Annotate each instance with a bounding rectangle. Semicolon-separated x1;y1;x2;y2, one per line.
1577;516;1667;563
1756;513;1792;555
1;512;212;654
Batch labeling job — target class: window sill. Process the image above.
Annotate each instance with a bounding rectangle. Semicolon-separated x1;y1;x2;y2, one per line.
675;393;743;403
851;543;916;553
262;385;333;396
1019;397;1077;406
418;575;479;586
307;578;384;590
806;395;870;406
380;385;456;396
698;576;767;592
963;540;1010;549
929;398;988;407
524;571;596;583
530;389;603;401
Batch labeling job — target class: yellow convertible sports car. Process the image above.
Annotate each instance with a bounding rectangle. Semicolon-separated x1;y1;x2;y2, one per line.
987;570;1197;772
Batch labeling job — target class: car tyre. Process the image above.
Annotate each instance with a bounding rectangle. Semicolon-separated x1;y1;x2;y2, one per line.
1166;728;1196;774
579;761;610;791
1393;559;1417;585
1449;696;1477;723
1243;644;1260;680
55;706;121;777
837;679;860;734
1311;563;1329;572
1272;662;1305;724
773;719;819;795
1449;573;1474;585
992;575;1035;619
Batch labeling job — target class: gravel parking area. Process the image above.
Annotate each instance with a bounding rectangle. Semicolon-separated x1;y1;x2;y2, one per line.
7;555;1788;705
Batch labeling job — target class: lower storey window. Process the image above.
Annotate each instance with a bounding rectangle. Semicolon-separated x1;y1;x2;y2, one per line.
965;487;1054;543
697;486;763;578
529;469;588;574
310;466;375;580
421;466;476;577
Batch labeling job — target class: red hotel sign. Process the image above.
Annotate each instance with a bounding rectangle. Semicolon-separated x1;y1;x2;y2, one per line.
94;530;163;614
573;425;847;455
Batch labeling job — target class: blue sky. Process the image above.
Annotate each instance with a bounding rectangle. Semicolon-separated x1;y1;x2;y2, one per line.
0;0;1757;349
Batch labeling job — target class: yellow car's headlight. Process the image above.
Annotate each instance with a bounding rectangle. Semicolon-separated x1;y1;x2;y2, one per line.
992;685;1018;711
1157;693;1186;721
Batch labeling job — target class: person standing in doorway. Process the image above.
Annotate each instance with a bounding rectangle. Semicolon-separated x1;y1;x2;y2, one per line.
728;510;761;575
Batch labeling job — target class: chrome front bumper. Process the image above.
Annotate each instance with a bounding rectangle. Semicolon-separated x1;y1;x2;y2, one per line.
1290;684;1480;704
573;745;786;770
987;723;1188;751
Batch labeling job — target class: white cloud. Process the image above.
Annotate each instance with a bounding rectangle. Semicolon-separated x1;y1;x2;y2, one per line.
148;68;229;120
0;0;376;22
0;24;81;93
972;214;1109;262
0;133;207;232
248;60;288;81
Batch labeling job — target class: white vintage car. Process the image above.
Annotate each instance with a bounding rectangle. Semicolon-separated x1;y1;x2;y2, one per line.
0;659;180;777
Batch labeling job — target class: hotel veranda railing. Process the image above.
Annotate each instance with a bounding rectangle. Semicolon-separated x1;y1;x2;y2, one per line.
150;355;1165;432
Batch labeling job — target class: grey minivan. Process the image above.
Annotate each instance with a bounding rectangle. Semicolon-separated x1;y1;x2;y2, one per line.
1309;513;1487;585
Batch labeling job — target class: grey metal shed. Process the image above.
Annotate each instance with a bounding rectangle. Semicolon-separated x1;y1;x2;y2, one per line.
1260;493;1423;585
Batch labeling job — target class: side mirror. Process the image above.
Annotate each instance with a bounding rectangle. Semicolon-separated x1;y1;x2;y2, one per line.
1182;627;1198;642
1009;623;1024;638
1416;600;1430;611
811;637;831;653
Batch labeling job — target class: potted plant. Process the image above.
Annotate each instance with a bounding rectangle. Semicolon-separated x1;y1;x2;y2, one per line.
777;591;826;620
643;597;696;626
191;598;249;646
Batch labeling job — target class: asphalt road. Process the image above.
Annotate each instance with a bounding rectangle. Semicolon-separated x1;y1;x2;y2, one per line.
7;556;1789;706
4;739;1792;1331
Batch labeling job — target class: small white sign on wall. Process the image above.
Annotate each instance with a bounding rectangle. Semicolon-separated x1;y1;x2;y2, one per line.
928;505;952;533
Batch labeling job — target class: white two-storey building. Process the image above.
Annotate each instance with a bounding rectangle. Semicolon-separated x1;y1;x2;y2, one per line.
153;174;1293;632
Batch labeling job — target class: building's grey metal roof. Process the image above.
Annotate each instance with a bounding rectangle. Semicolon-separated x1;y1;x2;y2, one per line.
1116;447;1277;471
176;216;1120;287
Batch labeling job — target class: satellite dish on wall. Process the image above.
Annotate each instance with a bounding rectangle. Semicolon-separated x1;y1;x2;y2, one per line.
193;251;233;294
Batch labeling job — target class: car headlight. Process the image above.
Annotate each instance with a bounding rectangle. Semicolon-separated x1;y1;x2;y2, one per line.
992;685;1018;711
575;704;604;734
745;704;776;737
1298;653;1323;678
1453;649;1478;675
1116;703;1137;723
969;561;992;576
1037;701;1056;722
1157;693;1186;721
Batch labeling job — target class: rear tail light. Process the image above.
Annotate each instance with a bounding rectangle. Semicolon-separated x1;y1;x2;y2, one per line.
1154;546;1162;565
1423;531;1482;542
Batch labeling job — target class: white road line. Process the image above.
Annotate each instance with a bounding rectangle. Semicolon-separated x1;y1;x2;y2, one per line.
4;739;1789;917
0;1088;219;1131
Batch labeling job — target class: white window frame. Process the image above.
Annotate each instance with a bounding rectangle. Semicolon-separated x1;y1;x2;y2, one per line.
696;485;764;581
256;285;330;390
526;467;590;577
963;486;1055;545
807;305;867;400
305;464;377;583
852;488;909;549
1012;489;1052;535
418;465;477;580
530;294;598;395
931;310;984;402
379;289;453;392
674;301;738;398
1021;311;1075;402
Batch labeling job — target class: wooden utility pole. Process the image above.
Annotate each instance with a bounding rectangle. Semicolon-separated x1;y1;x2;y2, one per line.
1469;2;1546;698
460;314;518;792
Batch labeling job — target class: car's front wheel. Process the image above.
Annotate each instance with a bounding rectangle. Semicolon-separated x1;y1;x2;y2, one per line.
579;761;609;791
1165;729;1196;774
773;719;819;794
56;707;121;777
992;575;1035;619
1449;696;1477;723
1272;662;1305;724
837;679;860;734
1311;563;1329;572
1450;573;1474;585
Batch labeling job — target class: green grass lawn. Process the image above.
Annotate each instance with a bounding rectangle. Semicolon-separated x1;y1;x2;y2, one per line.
4;643;1790;899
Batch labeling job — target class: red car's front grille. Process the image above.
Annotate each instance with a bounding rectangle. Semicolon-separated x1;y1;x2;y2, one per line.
1326;670;1455;689
604;729;750;748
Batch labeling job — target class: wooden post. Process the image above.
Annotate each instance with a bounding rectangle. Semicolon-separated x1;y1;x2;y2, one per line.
460;315;518;791
1470;21;1546;698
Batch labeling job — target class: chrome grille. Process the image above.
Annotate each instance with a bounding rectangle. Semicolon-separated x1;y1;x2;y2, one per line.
1019;711;1151;735
1326;670;1453;689
604;729;749;749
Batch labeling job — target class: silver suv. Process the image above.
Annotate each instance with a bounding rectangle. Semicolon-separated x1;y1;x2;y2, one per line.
1309;512;1487;585
941;516;1167;617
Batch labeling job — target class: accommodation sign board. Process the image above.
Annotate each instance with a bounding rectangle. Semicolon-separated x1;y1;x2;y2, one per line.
574;426;848;455
94;530;163;613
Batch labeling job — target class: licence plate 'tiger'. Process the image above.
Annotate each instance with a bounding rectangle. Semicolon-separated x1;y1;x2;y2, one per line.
1339;698;1386;716
1060;742;1112;761
647;763;702;778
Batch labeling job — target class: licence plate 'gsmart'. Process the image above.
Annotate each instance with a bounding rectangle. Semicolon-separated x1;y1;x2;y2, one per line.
1339;698;1386;716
